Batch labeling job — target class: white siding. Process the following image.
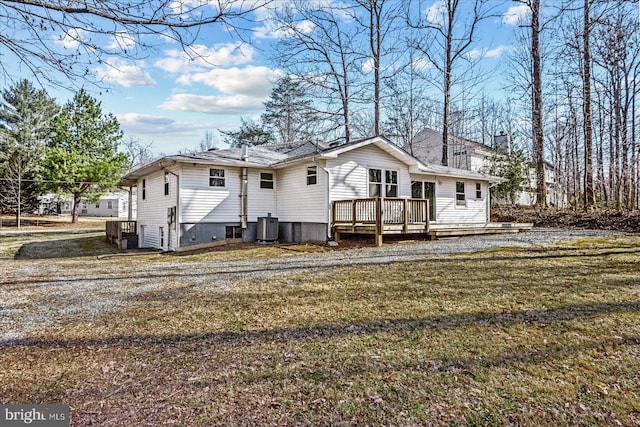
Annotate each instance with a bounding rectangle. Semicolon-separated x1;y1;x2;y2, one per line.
136;168;179;250
435;179;487;224
180;164;241;223
276;162;327;223
248;169;277;221
326;145;411;201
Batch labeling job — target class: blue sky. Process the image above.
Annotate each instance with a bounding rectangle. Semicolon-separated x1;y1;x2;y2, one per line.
8;1;533;155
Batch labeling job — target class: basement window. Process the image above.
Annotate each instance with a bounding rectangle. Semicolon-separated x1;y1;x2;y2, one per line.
226;226;242;239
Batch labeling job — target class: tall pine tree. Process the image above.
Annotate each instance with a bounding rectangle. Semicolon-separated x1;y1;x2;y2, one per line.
41;89;129;223
0;79;59;226
261;76;317;145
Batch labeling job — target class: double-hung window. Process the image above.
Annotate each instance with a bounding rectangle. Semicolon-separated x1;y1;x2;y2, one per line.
368;168;398;197
307;166;317;185
164;172;170;196
476;183;482;199
209;168;225;187
260;172;274;189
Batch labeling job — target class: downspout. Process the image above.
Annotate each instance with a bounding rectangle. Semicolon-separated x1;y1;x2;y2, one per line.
313;157;332;240
487;181;499;223
240;143;249;230
127;186;133;220
163;166;180;251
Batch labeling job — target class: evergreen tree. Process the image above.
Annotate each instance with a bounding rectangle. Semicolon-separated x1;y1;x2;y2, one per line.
490;148;528;206
0;79;59;226
41;89;129;223
261;76;317;145
220;118;275;148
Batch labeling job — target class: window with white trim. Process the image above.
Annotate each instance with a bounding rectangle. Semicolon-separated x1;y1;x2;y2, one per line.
142;179;146;200
385;170;398;197
456;181;466;206
209;168;225;187
476;182;482;199
307;166;317;185
368;168;398;197
260;172;274;189
164;172;170;196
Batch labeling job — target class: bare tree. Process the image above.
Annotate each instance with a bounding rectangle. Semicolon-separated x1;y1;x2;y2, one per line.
0;0;268;88
274;1;361;143
122;137;155;169
407;0;494;167
351;0;402;136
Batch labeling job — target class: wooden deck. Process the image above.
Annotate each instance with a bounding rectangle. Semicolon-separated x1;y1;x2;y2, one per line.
332;198;532;246
106;220;138;250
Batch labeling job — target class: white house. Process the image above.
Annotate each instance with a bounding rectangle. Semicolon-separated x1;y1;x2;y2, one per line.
38;190;136;218
410;128;564;207
121;136;509;251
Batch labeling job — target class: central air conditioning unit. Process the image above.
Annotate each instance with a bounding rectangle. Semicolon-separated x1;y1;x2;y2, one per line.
257;213;279;242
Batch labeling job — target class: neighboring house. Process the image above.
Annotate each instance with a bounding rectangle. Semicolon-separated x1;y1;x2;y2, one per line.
38;190;136;218
409;128;564;207
121;136;507;251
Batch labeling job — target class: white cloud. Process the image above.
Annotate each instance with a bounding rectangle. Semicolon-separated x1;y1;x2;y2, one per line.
53;28;87;49
96;60;156;87
411;57;434;71
177;66;280;97
466;45;515;60
503;4;530;25
154;42;254;73
485;45;515;58
425;0;446;25
158;93;266;114
107;32;136;50
362;58;374;73
116;113;218;135
254;18;315;40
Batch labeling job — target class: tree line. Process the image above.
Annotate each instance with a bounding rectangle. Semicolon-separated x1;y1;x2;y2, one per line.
0;81;129;225
224;0;639;211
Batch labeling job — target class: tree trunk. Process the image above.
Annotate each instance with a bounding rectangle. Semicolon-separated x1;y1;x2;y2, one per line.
582;0;595;209
531;0;546;208
72;192;81;224
441;9;454;167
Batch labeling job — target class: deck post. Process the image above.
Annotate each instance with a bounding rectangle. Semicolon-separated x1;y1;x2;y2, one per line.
425;200;430;232
403;198;409;233
375;197;383;246
351;199;356;231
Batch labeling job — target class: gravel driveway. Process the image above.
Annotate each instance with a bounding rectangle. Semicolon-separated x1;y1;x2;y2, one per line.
0;228;626;344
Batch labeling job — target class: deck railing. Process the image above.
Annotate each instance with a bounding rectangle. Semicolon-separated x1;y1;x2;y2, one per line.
332;197;429;235
106;220;137;248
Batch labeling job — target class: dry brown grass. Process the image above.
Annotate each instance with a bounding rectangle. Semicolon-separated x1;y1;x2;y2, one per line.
1;236;639;425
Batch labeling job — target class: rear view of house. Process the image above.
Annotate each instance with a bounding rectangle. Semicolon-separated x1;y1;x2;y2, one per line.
121;136;512;251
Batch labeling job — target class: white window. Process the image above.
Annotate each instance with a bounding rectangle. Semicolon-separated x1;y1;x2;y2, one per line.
209;168;225;187
164;172;170;196
385;170;398;197
107;201;113;209
95;202;100;208
368;168;398;197
456;181;466;206
307;166;317;185
260;172;274;189
476;183;482;199
142;179;146;200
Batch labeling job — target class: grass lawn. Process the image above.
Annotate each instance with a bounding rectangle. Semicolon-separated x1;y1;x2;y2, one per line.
1;236;639;425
